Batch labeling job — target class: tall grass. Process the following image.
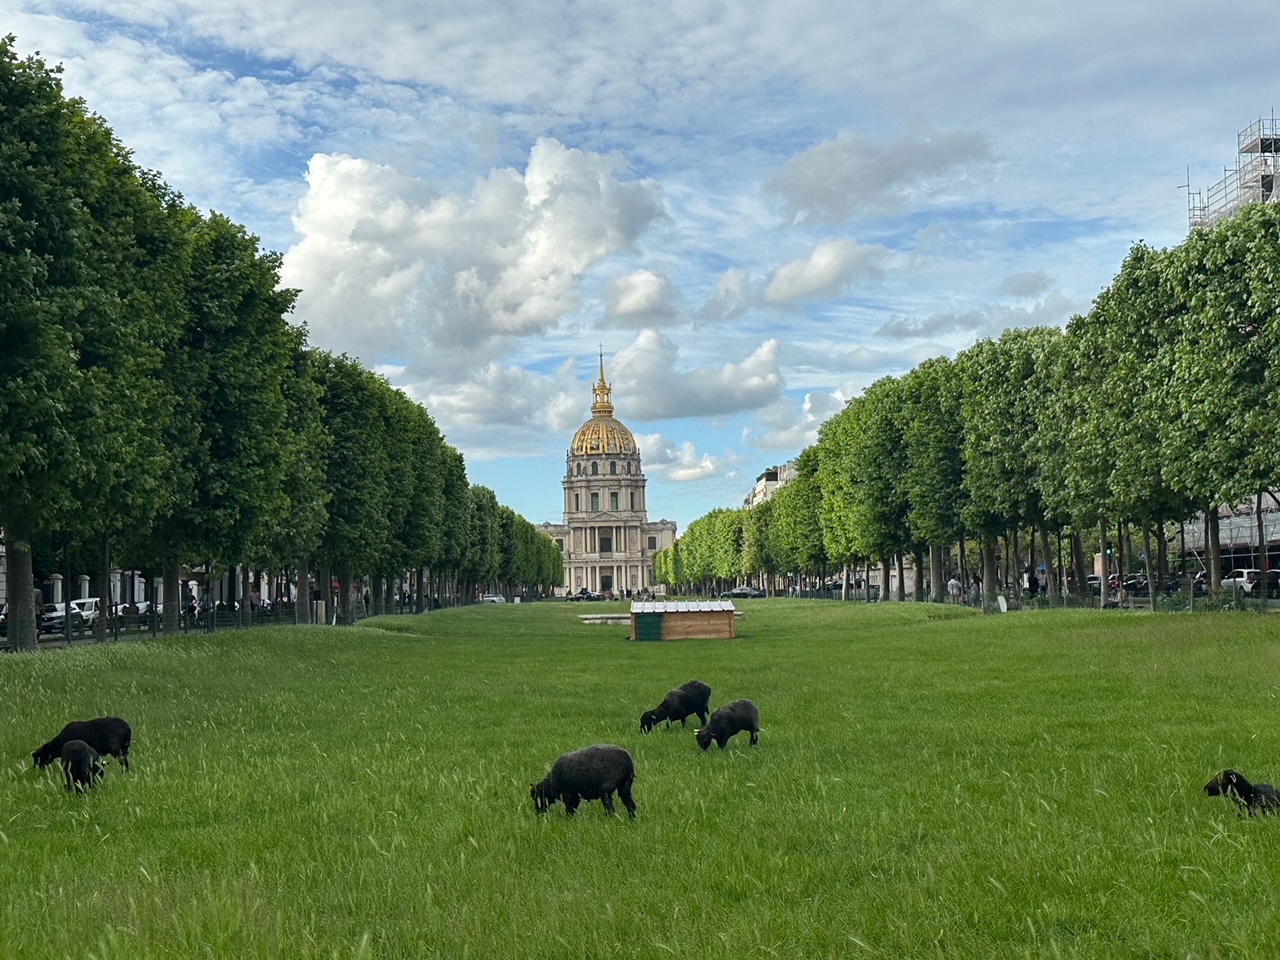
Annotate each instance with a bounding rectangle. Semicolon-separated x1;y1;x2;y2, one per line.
2;601;1278;958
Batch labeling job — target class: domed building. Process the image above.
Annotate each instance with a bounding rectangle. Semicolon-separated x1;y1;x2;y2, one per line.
538;354;676;596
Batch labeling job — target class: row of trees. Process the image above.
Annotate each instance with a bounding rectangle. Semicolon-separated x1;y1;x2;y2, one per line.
0;39;560;650
656;201;1280;606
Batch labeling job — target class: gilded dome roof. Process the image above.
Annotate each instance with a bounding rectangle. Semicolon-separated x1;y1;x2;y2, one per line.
570;355;637;457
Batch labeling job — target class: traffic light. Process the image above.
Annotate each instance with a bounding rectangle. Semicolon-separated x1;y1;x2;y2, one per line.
1105;541;1113;556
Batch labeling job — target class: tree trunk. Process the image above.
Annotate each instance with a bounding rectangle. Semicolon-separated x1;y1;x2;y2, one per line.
1258;491;1266;577
897;553;907;602
1038;526;1058;604
337;563;353;624
1098;518;1108;609
296;556;312;624
1206;507;1222;592
95;533;109;643
930;543;946;603
1141;526;1155;611
7;530;39;651
317;561;332;625
241;565;253;628
163;561;181;635
1156;521;1168;589
1069;531;1087;600
981;539;998;609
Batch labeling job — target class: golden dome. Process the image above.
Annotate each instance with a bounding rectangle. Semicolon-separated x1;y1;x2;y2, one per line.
570;353;637;457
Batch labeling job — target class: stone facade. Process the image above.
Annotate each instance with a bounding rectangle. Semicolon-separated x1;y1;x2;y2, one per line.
538;356;676;596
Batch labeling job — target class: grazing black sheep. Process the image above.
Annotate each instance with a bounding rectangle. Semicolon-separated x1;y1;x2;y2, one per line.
1204;769;1280;815
530;744;636;818
640;679;712;733
60;740;104;793
33;717;132;771
695;698;759;750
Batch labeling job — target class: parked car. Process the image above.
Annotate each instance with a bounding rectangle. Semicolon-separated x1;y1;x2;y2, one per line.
721;585;766;599
40;602;84;635
1086;575;1102;596
70;597;101;628
1254;570;1280;599
480;593;507;604
565;588;604;602
1221;569;1262;593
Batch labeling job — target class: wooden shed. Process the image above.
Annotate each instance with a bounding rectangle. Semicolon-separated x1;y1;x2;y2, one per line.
630;600;736;641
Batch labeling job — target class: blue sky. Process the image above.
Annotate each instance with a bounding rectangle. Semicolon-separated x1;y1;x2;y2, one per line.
7;0;1277;531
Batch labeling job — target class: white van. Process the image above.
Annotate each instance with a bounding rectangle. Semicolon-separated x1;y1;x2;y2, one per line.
70;597;101;627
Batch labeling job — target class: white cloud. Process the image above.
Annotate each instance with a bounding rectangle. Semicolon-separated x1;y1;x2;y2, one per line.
281;139;665;377
876;292;1081;339
747;391;845;451
635;434;726;483
769;129;991;224
997;270;1056;298
764;238;886;304
698;267;756;323
611;331;784;420
603;269;678;327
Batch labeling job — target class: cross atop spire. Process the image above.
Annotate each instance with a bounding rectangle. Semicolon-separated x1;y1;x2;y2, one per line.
591;347;613;417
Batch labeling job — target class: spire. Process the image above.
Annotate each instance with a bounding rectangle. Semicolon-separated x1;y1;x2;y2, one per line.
591;347;613;417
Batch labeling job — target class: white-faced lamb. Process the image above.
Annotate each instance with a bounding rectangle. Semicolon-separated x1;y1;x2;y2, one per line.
695;699;759;750
33;717;132;771
60;740;104;793
530;744;636;818
640;679;712;733
1204;769;1280;815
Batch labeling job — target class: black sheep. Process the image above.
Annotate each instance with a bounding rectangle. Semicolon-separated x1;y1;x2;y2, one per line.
695;698;759;750
1204;769;1280;815
33;717;132;771
640;679;712;733
60;740;104;793
530;744;636;818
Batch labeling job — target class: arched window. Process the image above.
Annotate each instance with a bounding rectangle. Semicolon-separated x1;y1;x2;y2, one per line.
610;461;617;475
591;462;598;476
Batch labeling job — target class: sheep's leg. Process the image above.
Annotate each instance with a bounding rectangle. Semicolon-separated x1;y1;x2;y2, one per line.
563;793;580;816
750;729;759;745
697;710;708;725
601;792;616;815
619;781;637;819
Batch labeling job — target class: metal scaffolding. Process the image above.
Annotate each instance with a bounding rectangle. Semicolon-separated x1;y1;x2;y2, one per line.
1188;116;1279;230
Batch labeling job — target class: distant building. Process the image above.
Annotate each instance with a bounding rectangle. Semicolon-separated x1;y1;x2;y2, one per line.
538;355;676;595
742;461;797;509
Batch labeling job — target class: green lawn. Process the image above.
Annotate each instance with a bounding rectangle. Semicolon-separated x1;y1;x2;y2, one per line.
2;600;1279;958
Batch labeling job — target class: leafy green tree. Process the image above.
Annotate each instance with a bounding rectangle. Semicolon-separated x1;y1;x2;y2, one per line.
0;40;185;647
900;359;965;602
314;354;391;622
768;447;827;589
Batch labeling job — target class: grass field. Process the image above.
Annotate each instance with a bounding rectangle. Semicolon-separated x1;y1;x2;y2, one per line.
2;600;1279;959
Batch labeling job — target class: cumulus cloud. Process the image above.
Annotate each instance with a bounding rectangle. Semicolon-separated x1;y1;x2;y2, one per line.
610;330;784;420
747;391;846;451
698;267;756;323
420;360;578;430
769;129;991;224
635;434;727;483
603;269;678;327
281;139;665;377
876;292;1081;339
764;238;886;303
997;270;1056;298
